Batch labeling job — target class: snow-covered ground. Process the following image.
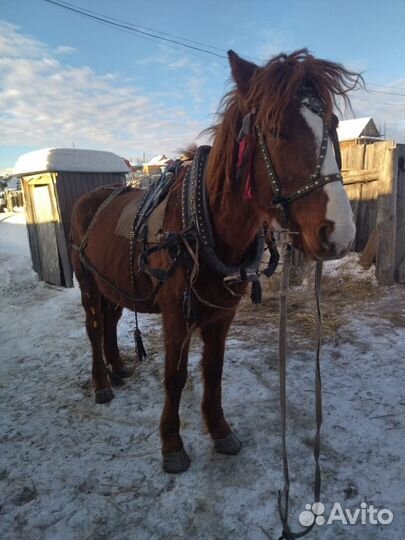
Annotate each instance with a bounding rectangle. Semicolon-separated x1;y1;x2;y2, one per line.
0;212;404;540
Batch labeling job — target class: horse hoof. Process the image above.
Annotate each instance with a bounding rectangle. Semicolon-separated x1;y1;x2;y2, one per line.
95;387;114;404
214;431;242;455
108;371;125;387
115;364;134;378
162;448;191;474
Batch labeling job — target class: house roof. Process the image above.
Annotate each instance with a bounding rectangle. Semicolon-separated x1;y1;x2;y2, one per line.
14;148;130;175
145;154;169;166
337;117;380;142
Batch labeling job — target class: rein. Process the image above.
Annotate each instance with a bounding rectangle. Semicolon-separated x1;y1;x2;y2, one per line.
243;92;334;538
277;242;324;540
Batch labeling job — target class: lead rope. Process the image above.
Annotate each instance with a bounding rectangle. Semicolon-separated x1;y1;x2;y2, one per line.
277;243;323;540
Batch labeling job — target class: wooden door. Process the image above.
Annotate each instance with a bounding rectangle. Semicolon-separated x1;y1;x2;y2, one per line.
31;184;61;285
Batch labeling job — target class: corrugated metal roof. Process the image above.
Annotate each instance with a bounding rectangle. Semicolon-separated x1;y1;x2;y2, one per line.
337;118;380;141
14;148;130;175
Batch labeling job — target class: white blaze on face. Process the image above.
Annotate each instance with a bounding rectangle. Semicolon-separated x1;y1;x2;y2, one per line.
300;106;356;254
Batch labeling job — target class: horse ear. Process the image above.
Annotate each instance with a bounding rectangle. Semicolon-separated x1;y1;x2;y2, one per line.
228;50;258;93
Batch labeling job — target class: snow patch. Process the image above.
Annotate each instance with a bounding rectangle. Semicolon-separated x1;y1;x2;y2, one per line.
14;148;130;175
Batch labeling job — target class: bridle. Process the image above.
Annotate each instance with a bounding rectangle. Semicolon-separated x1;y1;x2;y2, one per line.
247;93;343;226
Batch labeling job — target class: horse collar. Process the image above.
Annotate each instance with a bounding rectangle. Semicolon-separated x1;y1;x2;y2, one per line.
182;146;264;281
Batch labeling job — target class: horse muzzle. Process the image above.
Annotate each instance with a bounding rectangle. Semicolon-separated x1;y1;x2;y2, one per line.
312;218;356;260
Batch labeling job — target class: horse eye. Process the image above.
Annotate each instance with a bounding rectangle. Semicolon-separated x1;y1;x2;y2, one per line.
269;127;286;139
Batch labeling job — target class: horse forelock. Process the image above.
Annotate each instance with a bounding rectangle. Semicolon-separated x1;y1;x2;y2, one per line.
248;49;362;131
207;49;363;192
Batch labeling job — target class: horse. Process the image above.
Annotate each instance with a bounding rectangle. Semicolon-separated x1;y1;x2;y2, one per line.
70;49;361;473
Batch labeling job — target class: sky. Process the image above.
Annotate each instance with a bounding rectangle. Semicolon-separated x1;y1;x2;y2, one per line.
0;0;404;169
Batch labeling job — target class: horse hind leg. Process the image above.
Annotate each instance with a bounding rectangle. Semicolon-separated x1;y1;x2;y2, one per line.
102;300;134;384
78;273;114;404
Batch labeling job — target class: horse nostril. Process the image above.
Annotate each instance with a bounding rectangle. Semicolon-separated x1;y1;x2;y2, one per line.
318;223;333;251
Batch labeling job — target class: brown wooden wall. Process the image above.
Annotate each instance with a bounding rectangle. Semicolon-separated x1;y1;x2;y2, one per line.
341;140;404;284
56;172;125;241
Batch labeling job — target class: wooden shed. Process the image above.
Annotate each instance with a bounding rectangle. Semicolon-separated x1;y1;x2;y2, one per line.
337;117;381;150
14;148;130;287
142;154;170;174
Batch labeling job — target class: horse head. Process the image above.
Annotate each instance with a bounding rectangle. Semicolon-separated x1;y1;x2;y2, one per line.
214;49;363;261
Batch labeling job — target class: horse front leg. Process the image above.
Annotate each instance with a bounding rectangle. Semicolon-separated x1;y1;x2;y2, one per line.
200;318;242;455
160;311;191;474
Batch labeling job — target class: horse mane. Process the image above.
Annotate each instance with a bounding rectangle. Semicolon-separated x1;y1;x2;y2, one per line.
177;144;198;161
207;48;364;191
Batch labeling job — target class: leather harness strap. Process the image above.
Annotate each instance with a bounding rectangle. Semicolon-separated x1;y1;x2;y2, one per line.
255;99;343;211
256;125;342;206
181;145;265;285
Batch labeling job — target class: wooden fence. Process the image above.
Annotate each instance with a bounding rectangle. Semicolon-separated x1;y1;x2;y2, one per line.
1;189;24;212
341;140;405;285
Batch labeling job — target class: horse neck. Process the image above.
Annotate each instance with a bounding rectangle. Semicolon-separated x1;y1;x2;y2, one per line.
204;145;268;264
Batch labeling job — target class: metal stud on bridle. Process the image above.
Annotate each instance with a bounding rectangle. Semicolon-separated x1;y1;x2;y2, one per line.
255;94;343;224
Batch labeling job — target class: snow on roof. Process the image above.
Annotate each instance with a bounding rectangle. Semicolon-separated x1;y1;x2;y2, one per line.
337;117;380;142
146;154;169;165
14;148;130;175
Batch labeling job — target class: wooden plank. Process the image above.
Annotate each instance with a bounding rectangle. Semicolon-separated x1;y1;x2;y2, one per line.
357;179;379;251
344;182;362;235
364;142;377;170
359;228;377;268
341;141;366;170
342;169;379;184
397;256;405;283
22;180;42;277
31;184;61;285
375;142;398;285
49;177;73;287
394;144;405;282
54;222;73;287
56;172;125;243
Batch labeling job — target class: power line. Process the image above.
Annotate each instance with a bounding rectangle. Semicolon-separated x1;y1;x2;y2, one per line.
42;0;227;59
55;0;225;53
41;0;405;97
367;86;405;97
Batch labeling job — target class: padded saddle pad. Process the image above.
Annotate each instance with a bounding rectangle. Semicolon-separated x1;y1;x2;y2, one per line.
114;189;169;244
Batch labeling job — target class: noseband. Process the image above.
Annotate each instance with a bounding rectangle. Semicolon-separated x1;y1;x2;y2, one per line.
253;94;343;222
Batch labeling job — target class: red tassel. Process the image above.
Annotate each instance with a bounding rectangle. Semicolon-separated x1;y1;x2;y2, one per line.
237;135;248;170
236;132;255;199
244;174;253;199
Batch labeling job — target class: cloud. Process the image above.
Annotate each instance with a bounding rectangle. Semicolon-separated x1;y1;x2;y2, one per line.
338;81;405;143
0;22;208;161
55;45;76;55
256;28;298;63
1;19;403;168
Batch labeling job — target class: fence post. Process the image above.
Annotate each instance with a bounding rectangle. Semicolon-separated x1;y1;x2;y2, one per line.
375;142;398;285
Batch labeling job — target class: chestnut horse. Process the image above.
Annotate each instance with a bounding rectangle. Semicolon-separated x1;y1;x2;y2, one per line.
71;49;360;473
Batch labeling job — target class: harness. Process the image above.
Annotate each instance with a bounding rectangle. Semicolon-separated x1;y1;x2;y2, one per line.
181;145;265;292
